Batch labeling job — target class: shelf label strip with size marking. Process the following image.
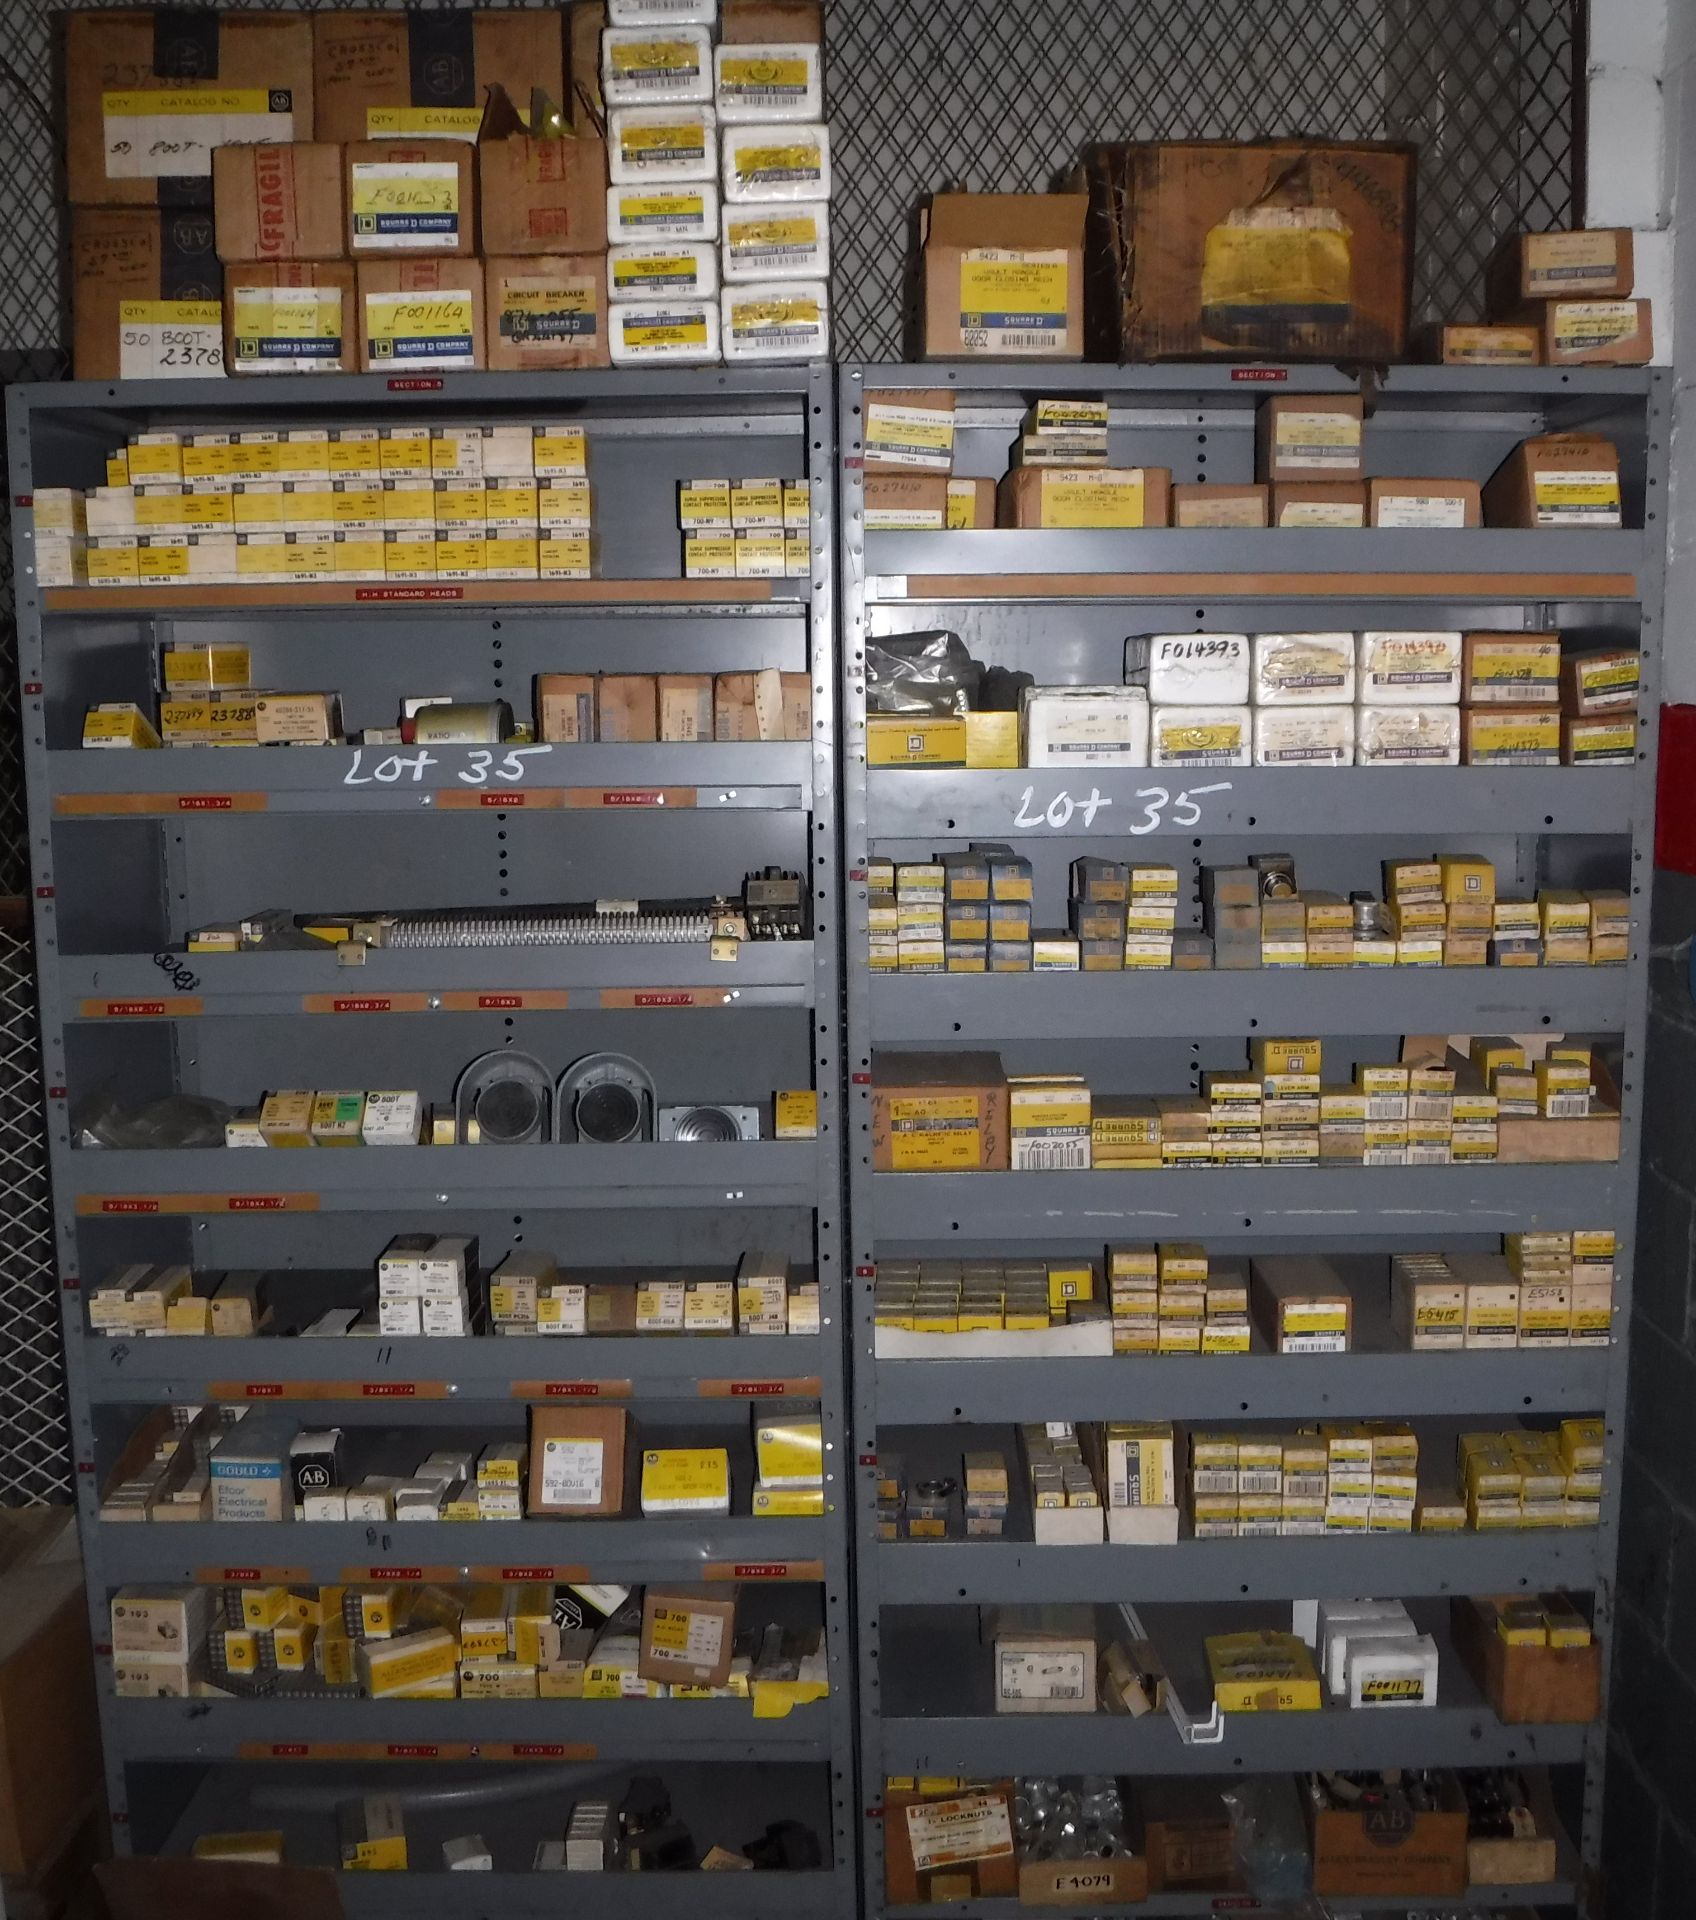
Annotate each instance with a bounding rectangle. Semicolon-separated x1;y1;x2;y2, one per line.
196;1566;312;1585
509;1379;634;1399
45;580;780;612
599;987;731;1009
77;1194;320;1215
704;1560;825;1582
239;1742;600;1763
54;793;268;816
302;994;434;1014
698;1377;823;1398
884;569;1640;602
79;997;203;1018
208;1381;449;1402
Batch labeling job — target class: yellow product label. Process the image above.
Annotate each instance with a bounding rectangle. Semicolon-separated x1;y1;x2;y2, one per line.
612;38;700;71
642;1447;729;1507
539;536;592;577
720;55;810;88
622;120;709;161
1553;301;1639;349
958;252;1068;349
620;191;706;228
612;253;700;292
1572;723;1635;757
946;482;982;529
86;544;139;583
334;538;384;574
1472;716;1559;756
434;485;484;526
179;494;233;530
1534;475;1620;510
122;300;220;331
867;715;967;766
330;438;380;476
1283;1305;1348;1331
283;488;334;527
727;213;817;259
127;441;180;479
736;141;822;183
1275;410;1361;456
435;536;484;574
364;293;476;365
138;543;189;580
888;1093;980;1170
350;162;460;240
729;295;821;343
1446;326;1539;364
366;106;484;139
1582;659;1638;691
623;313;710;350
1158;721;1242;753
105;87;271;117
1472;644;1558;684
333;486;383;525
1038;472;1145;529
485;535;538;573
775;1090;818;1138
1201;217;1351;316
230;288;342;367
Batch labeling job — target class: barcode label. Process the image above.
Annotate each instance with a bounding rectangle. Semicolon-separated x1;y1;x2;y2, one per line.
1544;1093;1592;1118
970;330;1055;351
1406;1144;1451;1164
741;325;818;346
1281;1333;1347;1354
1014;1141;1090;1170
1239;1470;1282;1494
741;247;808;271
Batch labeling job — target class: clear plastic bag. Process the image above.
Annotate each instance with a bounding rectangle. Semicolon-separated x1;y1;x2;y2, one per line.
75;1089;233;1150
1222;1776;1313;1907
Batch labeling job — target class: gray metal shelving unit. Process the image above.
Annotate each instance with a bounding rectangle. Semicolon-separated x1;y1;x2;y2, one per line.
840;361;1666;1916
10;367;855;1913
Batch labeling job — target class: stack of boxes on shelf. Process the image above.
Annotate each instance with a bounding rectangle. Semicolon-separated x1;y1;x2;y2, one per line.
1392;1234;1616;1351
1188;1424;1417;1540
860;388;995;531
1437;227;1653;369
678;474;813;579
72;422;595;592
537;666;811;741
601;0;830;364
1457;1421;1603;1531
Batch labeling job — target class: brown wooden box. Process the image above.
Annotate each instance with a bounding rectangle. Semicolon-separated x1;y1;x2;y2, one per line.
884;1783;1018;1905
1308;1770;1468;1899
1452;1596;1602;1725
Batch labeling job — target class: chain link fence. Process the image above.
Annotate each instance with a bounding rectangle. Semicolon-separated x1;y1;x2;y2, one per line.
0;0;1580;1501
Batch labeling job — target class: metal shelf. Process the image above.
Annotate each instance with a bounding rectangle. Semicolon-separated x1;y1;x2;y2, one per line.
94;1517;827;1586
299;1878;843;1920
886;1886;1576;1920
869;966;1628;1041
84;1332;825;1402
108;1695;829;1762
874;1531;1601;1605
50;743;812;816
852;362;1652;403
63;943;816;1019
45;579;808;615
869;1163;1622;1242
864;767;1634;840
70;1142;819;1212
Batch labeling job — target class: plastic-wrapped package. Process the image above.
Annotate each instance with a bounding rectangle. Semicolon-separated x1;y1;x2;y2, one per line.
608;241;719;302
601;26;714;107
722;122;830;202
1356;704;1462;765
609;106;719;185
608;299;721;365
1222;1776;1314;1908
1024;686;1150;766
1253;706;1356;765
721;281;829;361
723;202;830;281
714;42;824;122
1357;630;1463;704
1124;633;1250;705
607;182;720;245
76;1091;233;1150
1150;704;1252;768
866;632;979;715
1252;632;1356;705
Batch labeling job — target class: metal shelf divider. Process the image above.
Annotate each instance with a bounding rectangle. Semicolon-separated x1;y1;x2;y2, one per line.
839;360;1667;1918
10;365;856;1914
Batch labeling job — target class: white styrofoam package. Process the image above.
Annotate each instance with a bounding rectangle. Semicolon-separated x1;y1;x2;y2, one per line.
1022;685;1150;767
1323;1613;1416;1695
721;281;829;361
721;121;830;202
1308;1597;1405;1654
601;26;714;106
607;181;720;245
609;0;716;22
1149;705;1252;769
608;299;721;366
608;240;719;303
722;200;830;281
1124;632;1250;706
1356;630;1463;704
609;106;719;185
714;42;823;122
1347;1632;1440;1709
1253;706;1356;766
1355;704;1462;766
1252;631;1357;705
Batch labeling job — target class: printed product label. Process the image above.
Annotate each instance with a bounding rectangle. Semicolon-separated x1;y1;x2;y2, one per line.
119;302;223;380
498;283;597;344
887;1093;979;1170
1553;301;1639;351
365;107;483;140
364;292;476;369
611;38;705;86
621;309;710;351
231;288;342;371
733;141;824;191
728;294;821;351
866;403;953;468
616;191;708;238
1156;720;1244;763
1527;231;1620;292
1275;409;1361;469
621;121;709;168
945;482;979;529
1375;494;1468;529
612;252;701;293
1038;472;1144;528
719;55;810;107
103;88;293;180
959;250;1068;353
648;1606;725;1665
905;1795;1016;1874
1533;470;1621;524
999;1649;1087;1700
539;1437;604;1507
727;212;820;273
1280;502;1362;527
350;163;461;249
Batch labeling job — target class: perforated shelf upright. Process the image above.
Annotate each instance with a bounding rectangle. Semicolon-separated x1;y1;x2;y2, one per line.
9;365;855;1916
839;360;1665;1917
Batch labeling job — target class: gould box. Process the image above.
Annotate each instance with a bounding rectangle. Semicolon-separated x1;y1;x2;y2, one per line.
313;11;565;145
921;193;1086;360
67;11;314;209
72;209;223;383
1085;140;1415;361
871;1051;1009;1172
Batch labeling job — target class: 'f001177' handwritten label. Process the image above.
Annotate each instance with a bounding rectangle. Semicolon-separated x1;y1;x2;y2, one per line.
1010;780;1233;834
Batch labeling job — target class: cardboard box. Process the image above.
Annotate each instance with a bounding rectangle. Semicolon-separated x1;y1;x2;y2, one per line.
1307;1771;1467;1898
871;1051;1009;1171
345;140;476;257
1085;140;1415;361
1368;477;1482;530
313;11;565;145
1462;631;1561;705
637;1584;737;1687
864;474;952;531
921;193;1086;360
1452;1596;1601;1724
721;2;825;43
224;262;357;376
1524;297;1654;367
67;12;314;209
485;256;610;370
1435;323;1540;366
214;144;345;262
884;1783;1018;1905
1142;1779;1241;1892
1173;482;1268;528
998;466;1170;529
527;1405;628;1516
1484;433;1622;530
1272;481;1366;528
479;89;607;256
357;259;485;371
597;674;660;742
71;209;223;383
947;477;997;529
1488;227;1634;309
658;673;714;741
1256;396;1363;483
